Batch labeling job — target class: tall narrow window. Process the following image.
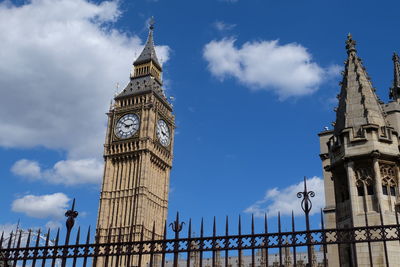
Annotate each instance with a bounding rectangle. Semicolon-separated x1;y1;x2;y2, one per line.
382;185;388;195
357;186;364;196
367;185;374;195
390;186;396;196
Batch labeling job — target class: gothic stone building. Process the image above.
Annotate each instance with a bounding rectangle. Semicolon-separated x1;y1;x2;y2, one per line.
94;20;400;267
319;34;400;266
96;21;175;266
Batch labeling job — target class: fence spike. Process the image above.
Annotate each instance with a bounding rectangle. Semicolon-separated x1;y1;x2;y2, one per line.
26;229;32;247
396;210;400;246
72;227;81;267
212;216;216;267
379;205;389;267
7;230;14;266
15;230;22;249
238;215;242;267
92;229;99;267
292;211;297;267
104;224;112;267
126;224;134;267
41;228;51;267
115;227;122;266
213;216;216;236
161;220;167;267
149;221;155;267
138;223;144;267
31;229;41;267
225;216;229;235
45;228;51;244
86;226;91;244
200;218;204;267
76;227;81;243
21;229;32;267
251;214;255;234
264;213;268;233
82;226;90;267
0;231;4;249
251;214;255;267
51;228;60;267
238;215;242;235
55;227;60;244
225;216;229;267
200;218;204;237
320;209;327;267
264;213;268;267
163;220;168;239
188;218;192;237
278;212;282;267
187;219;192;267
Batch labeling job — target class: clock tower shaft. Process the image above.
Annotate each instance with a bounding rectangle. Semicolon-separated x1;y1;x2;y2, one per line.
96;21;175;265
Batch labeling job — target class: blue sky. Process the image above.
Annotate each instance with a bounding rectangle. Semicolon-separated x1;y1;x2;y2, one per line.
0;0;399;236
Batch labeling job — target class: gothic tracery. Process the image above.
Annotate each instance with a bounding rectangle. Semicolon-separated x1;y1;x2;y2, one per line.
354;167;374;187
380;164;397;186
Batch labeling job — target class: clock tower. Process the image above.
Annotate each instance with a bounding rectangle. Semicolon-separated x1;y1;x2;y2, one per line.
96;19;175;252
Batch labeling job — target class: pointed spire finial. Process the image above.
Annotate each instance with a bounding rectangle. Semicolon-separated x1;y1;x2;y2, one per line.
346;33;357;54
393;52;399;63
390;52;400;101
149;16;155;31
133;17;162;70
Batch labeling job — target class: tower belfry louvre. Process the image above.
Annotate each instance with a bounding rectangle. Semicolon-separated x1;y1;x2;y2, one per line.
96;19;175;265
319;34;400;266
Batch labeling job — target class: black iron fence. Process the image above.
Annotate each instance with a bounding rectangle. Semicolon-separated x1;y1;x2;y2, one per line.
1;178;400;267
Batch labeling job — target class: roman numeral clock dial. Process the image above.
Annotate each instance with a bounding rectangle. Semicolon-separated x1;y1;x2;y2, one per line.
156;119;171;147
115;113;140;139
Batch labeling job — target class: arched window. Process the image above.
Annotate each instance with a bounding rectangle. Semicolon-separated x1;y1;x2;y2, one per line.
380;164;397;197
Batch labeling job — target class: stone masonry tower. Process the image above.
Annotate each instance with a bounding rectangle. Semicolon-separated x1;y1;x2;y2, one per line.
319;34;400;266
96;19;175;262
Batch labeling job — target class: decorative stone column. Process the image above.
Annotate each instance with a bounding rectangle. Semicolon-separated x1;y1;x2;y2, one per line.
373;157;384;214
346;160;358;216
395;165;400;212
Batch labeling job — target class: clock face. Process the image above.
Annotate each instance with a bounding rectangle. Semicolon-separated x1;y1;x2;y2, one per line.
156;119;170;147
115;114;140;139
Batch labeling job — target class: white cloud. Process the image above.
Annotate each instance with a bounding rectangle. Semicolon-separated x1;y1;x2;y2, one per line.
203;38;337;99
11;159;41;178
244;176;325;217
214;21;236;32
0;223;18;239
11;158;103;185
0;0;170;186
12;193;70;219
326;64;342;77
0;0;169;160
45;220;62;230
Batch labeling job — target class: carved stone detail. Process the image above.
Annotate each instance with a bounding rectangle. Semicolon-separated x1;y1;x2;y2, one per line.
354;167;374;186
380;164;397;186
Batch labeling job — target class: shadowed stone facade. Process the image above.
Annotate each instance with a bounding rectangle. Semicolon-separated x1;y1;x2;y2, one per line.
319;34;400;266
96;21;175;266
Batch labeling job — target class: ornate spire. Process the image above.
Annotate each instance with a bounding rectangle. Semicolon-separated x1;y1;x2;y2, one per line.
334;34;387;135
345;33;357;55
133;17;161;70
389;52;400;101
116;18;166;101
